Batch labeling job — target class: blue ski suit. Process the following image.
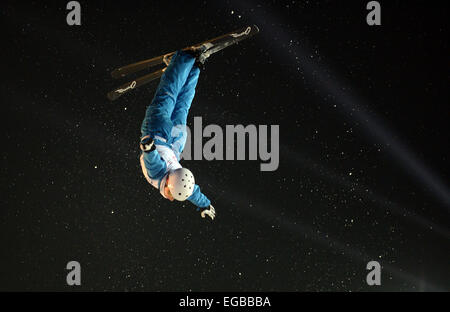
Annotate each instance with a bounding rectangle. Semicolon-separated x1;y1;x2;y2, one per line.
139;50;211;209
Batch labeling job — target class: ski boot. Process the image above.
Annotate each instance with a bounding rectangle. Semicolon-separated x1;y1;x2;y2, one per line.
183;43;213;67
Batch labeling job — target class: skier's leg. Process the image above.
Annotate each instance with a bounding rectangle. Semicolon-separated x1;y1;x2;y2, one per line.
141;51;196;140
170;66;200;155
171;66;200;126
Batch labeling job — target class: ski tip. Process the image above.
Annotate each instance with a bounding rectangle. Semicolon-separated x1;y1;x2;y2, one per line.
107;90;120;101
111;69;123;79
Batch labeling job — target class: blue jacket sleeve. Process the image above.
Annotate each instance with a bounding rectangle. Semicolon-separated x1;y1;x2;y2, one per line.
187;184;211;210
142;150;167;180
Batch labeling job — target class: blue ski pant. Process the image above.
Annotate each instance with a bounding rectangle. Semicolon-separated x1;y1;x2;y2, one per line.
141;50;200;154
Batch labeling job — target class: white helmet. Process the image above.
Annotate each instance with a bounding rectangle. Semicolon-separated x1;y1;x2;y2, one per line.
167;168;195;201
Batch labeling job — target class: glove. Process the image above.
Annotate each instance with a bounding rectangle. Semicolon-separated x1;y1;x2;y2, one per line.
140;135;155;152
201;205;216;220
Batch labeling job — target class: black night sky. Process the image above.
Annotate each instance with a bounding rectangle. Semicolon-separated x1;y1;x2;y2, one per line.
1;1;449;291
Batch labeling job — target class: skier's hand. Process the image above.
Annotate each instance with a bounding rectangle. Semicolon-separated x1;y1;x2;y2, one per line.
201;205;216;220
140;135;155;152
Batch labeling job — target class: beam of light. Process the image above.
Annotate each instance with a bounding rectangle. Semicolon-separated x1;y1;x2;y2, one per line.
279;144;450;240
228;1;450;209
214;182;446;291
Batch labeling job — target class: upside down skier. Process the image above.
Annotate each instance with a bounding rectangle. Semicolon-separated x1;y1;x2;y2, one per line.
133;25;259;220
139;47;216;220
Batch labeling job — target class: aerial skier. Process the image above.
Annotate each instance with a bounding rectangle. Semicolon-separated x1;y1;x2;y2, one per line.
108;26;259;220
139;48;217;220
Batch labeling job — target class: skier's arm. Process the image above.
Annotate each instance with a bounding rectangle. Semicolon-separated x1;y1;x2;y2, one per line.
140;136;167;179
187;184;211;210
142;150;167;179
187;186;215;220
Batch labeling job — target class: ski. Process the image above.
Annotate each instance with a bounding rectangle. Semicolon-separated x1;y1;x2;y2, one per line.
107;68;166;101
193;24;260;64
111;53;173;79
107;25;259;101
